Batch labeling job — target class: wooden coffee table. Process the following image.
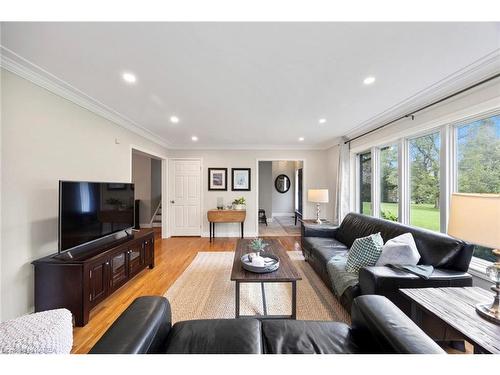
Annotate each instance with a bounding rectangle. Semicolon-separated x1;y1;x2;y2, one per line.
401;287;500;354
230;239;302;319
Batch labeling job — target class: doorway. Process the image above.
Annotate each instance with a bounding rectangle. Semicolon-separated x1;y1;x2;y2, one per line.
131;147;167;238
168;158;202;236
256;159;304;236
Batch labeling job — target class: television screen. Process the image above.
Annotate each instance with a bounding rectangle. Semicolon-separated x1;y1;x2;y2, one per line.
59;181;135;252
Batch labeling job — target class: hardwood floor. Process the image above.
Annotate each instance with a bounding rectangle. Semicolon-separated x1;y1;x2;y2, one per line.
71;232;301;354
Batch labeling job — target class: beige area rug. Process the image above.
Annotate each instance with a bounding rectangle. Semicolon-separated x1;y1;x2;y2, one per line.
164;251;350;324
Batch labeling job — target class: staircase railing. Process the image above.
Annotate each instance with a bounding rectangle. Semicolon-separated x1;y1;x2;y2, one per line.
149;201;162;226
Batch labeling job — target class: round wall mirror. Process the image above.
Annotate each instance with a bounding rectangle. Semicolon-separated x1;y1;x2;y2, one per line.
275;174;291;193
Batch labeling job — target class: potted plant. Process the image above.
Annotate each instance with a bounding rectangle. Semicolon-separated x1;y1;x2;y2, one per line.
249;238;267;257
232;197;246;210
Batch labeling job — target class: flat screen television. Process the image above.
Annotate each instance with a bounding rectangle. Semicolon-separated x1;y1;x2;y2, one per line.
59;181;135;253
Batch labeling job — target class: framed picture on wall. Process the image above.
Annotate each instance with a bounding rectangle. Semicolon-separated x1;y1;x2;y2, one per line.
208;168;228;191
231;168;251;191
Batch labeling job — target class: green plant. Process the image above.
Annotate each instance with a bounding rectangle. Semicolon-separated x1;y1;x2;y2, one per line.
249;238;267;252
232;197;246;205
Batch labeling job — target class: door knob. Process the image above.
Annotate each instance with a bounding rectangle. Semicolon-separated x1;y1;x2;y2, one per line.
170;200;175;204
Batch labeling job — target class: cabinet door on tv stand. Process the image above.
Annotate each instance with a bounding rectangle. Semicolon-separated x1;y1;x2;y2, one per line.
109;250;129;292
88;260;109;308
128;242;145;277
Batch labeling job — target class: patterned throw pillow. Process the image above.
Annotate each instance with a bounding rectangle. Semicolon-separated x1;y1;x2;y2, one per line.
345;232;384;273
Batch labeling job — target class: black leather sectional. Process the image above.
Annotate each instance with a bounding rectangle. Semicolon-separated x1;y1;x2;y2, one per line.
301;213;474;313
89;295;445;354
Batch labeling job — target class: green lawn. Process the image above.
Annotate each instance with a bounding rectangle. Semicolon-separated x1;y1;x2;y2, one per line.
361;202;440;231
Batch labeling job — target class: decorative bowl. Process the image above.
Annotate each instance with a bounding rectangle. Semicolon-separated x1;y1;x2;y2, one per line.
241;252;279;273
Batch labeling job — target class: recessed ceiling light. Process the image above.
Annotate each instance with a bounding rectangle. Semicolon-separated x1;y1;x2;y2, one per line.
122;72;137;84
363;76;376;85
318;118;327;124
191;136;198;142
298;137;305;142
170;116;180;124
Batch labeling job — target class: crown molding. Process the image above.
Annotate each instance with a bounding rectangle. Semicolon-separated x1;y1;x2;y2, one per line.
0;46;172;149
345;48;500;141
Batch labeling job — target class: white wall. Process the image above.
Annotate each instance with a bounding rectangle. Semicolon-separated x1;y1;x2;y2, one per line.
271;161;296;216
0;70;168;320
132;153;152;225
258;161;272;219
167;149;335;237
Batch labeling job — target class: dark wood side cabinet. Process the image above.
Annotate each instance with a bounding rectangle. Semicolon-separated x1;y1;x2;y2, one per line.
32;229;155;327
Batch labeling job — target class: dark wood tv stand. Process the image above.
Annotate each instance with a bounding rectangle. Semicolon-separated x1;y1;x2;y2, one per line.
32;229;155;326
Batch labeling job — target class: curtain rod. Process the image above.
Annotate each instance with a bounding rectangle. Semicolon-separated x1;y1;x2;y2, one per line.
344;72;500;144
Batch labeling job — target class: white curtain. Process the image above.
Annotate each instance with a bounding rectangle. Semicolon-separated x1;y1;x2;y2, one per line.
335;138;351;224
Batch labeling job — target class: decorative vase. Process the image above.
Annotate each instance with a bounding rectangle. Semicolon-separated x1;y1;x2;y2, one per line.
233;204;246;210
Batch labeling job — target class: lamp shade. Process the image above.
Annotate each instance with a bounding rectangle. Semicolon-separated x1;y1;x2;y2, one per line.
448;193;500;249
308;189;329;203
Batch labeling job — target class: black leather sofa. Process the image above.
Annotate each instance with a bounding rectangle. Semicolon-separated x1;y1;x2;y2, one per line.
89;295;445;354
301;213;474;313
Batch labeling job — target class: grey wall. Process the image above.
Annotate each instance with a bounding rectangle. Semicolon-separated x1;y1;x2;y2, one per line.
258;161;272;219
271;161;296;216
150;158;162;217
132;153;152;225
132;153;162;225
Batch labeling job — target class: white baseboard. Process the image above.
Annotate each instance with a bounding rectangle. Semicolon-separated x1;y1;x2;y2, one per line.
272;212;295;217
140;223;152;228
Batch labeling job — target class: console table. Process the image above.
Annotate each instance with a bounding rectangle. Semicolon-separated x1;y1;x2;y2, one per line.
207;209;246;242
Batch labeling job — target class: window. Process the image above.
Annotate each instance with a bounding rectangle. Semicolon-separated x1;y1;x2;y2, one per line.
380;145;399;221
455;114;500;262
353;110;499;267
409;132;441;231
359;152;372;215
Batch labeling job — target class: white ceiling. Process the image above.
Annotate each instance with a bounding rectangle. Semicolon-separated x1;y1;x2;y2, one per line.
1;22;499;149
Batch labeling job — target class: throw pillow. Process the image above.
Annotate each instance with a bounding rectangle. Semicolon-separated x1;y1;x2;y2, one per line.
345;232;384;273
376;232;420;266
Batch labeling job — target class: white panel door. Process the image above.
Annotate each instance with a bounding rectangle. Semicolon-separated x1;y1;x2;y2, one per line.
168;159;201;236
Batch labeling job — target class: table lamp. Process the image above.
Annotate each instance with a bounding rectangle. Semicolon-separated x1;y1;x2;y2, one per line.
308;189;329;224
448;193;500;324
